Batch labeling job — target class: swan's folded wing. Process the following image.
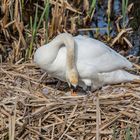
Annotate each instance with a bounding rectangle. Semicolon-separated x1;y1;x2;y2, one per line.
90;49;132;72
75;36;132;73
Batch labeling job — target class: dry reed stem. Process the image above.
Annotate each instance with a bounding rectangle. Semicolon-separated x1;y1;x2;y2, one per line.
95;92;101;140
50;0;82;14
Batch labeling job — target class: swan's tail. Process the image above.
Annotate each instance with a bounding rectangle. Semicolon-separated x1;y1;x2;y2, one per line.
101;70;140;85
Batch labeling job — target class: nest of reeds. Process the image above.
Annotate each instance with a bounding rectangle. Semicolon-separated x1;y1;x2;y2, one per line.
0;62;140;140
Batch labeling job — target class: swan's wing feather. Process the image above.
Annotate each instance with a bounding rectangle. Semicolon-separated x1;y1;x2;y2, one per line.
75;36;132;73
90;49;132;72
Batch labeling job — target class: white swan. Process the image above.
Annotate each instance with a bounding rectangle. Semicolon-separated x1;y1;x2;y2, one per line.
34;33;140;94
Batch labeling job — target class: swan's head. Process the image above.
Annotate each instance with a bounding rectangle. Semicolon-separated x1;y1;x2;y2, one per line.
66;69;78;88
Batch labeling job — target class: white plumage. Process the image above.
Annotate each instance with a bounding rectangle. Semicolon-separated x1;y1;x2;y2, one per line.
34;33;139;91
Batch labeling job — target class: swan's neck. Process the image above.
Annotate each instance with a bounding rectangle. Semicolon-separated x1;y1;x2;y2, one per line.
55;33;78;85
67;47;75;70
45;37;63;65
46;33;78;85
51;33;76;71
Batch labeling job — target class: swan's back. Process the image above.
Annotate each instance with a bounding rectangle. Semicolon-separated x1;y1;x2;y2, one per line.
74;35;132;73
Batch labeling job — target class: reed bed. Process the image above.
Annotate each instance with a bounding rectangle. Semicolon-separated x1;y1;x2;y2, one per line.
0;62;140;139
0;0;135;62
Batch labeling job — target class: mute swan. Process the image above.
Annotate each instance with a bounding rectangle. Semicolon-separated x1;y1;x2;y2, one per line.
34;33;140;95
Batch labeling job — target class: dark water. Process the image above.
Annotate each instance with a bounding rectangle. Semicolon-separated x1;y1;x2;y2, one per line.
128;31;140;56
91;0;121;36
88;0;140;56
